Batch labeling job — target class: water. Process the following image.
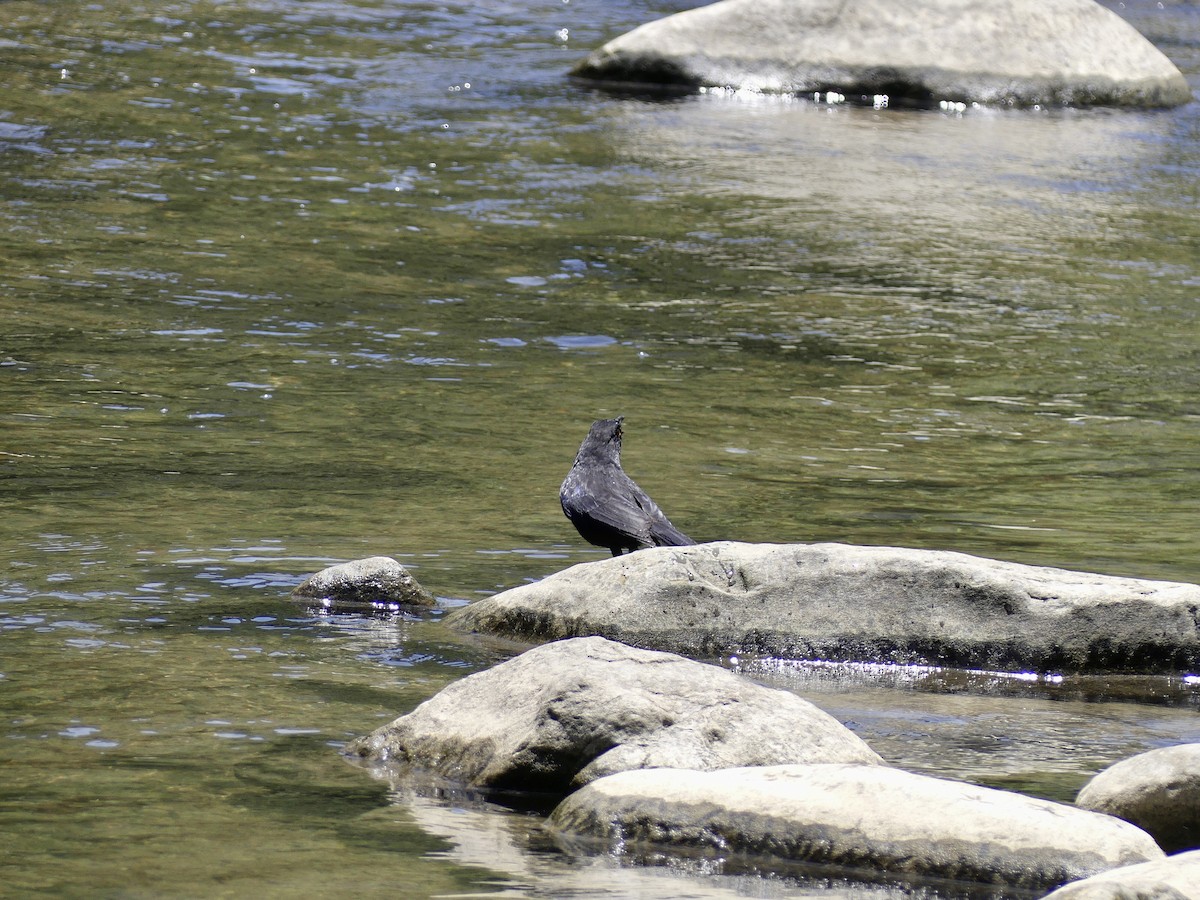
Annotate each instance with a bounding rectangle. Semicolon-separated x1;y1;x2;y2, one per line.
1;0;1198;895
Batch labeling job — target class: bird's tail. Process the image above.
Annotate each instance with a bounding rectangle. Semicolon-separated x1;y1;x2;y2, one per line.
650;520;695;547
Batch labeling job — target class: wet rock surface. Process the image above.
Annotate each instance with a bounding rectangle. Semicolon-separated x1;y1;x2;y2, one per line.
290;556;435;608
345;636;881;793
448;542;1200;674
548;763;1164;891
1041;850;1200;899
1077;744;1200;854
571;0;1191;108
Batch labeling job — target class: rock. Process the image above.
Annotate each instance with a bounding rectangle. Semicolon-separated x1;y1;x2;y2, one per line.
1077;745;1200;854
1041;850;1200;900
290;556;435;607
447;542;1200;674
364;789;794;899
345;636;881;793
549;764;1165;891
571;0;1191;109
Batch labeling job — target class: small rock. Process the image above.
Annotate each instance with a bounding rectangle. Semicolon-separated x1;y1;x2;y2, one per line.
1077;744;1200;854
345;636;880;793
1040;850;1200;899
291;556;435;607
549;763;1164;891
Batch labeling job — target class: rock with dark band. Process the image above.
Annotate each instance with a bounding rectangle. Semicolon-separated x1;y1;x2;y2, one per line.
448;541;1200;674
571;0;1191;109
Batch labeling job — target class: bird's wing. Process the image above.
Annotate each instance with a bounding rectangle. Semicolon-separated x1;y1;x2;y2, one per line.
562;470;656;544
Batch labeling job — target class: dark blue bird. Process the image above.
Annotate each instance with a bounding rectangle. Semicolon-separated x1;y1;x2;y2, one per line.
560;417;695;556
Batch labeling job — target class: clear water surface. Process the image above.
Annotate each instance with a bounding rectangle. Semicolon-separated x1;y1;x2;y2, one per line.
2;1;1199;896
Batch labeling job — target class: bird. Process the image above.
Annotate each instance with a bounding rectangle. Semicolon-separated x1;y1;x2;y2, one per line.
559;416;695;556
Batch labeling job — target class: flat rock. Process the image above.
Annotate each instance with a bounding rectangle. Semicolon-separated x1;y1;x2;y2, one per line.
1077;744;1200;854
448;542;1200;674
549;764;1165;891
345;636;881;793
1041;850;1200;900
290;556;435;607
571;0;1191;109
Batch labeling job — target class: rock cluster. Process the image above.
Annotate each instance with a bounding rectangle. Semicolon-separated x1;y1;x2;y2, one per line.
346;636;880;792
347;634;1185;893
348;544;1200;894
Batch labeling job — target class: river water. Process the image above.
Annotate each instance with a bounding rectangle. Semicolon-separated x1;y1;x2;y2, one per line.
2;1;1198;896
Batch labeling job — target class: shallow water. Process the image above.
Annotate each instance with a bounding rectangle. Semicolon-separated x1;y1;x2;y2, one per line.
2;0;1199;896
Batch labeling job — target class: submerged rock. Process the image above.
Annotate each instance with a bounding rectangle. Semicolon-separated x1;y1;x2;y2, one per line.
571;0;1191;109
1041;850;1200;900
1077;744;1200;854
448;542;1200;674
345;636;880;793
549;764;1164;891
290;556;435;608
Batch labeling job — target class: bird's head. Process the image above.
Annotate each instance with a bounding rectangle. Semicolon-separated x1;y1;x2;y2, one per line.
578;416;624;463
590;416;623;445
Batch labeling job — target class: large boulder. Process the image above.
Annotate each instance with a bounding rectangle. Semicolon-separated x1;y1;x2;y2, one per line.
1041;850;1200;900
571;0;1191;109
448;542;1200;674
290;556;435;608
345;636;880;793
1077;745;1200;854
549;764;1164;891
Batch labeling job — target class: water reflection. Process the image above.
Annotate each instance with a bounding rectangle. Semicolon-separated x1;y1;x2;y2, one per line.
371;778;1004;899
